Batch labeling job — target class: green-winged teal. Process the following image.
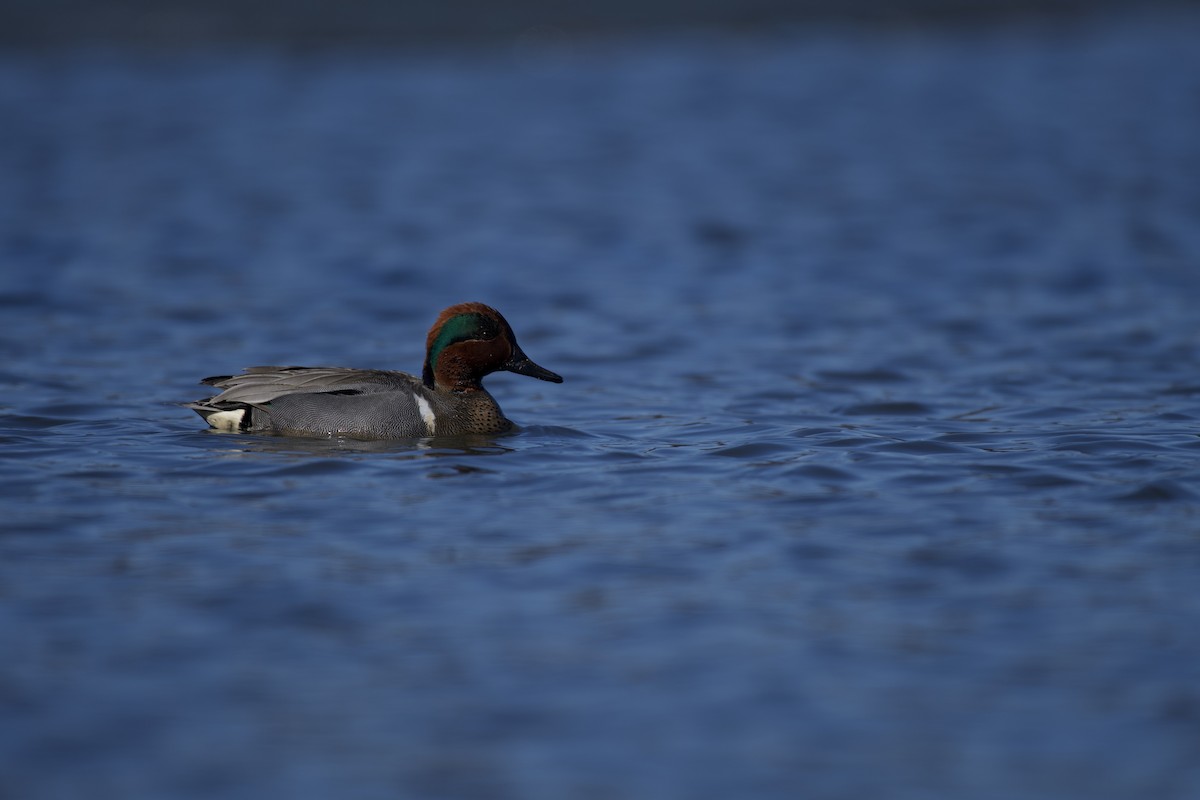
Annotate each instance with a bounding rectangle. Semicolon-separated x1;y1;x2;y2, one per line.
187;302;562;439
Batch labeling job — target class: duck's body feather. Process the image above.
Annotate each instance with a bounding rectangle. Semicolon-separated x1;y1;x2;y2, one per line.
197;366;416;405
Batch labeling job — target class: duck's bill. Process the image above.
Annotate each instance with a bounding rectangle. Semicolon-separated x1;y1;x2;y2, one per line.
505;350;564;383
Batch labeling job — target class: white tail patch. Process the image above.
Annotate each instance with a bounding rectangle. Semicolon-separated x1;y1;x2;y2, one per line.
415;395;436;436
206;409;245;432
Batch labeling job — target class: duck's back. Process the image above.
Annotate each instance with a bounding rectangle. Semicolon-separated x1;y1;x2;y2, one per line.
197;366;411;404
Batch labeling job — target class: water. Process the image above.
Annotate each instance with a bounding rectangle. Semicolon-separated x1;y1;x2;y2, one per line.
3;9;1200;799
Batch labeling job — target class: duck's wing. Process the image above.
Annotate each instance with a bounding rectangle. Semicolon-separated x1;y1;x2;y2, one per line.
192;366;421;407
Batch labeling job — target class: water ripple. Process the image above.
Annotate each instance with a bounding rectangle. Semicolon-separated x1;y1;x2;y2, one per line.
3;13;1200;800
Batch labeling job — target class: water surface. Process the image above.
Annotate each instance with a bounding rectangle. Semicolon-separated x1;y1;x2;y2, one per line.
2;10;1200;799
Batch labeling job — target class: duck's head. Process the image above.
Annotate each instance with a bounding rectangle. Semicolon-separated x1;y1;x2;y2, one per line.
422;302;563;391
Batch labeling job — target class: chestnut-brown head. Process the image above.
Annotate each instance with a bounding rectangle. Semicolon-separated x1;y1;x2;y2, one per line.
422;302;563;391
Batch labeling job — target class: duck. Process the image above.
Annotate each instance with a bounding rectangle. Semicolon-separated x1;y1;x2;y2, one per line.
187;302;562;439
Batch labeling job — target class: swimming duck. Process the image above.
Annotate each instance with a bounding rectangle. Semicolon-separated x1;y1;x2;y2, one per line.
187;302;562;439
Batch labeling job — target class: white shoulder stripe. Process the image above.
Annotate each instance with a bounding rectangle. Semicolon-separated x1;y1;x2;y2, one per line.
415;395;436;436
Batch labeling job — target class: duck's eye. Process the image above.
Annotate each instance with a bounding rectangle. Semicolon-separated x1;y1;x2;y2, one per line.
474;317;500;340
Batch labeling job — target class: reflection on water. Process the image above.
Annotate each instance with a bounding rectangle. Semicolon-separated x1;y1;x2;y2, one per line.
192;429;519;458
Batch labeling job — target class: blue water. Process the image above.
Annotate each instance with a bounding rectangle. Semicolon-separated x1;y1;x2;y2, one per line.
3;9;1200;799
